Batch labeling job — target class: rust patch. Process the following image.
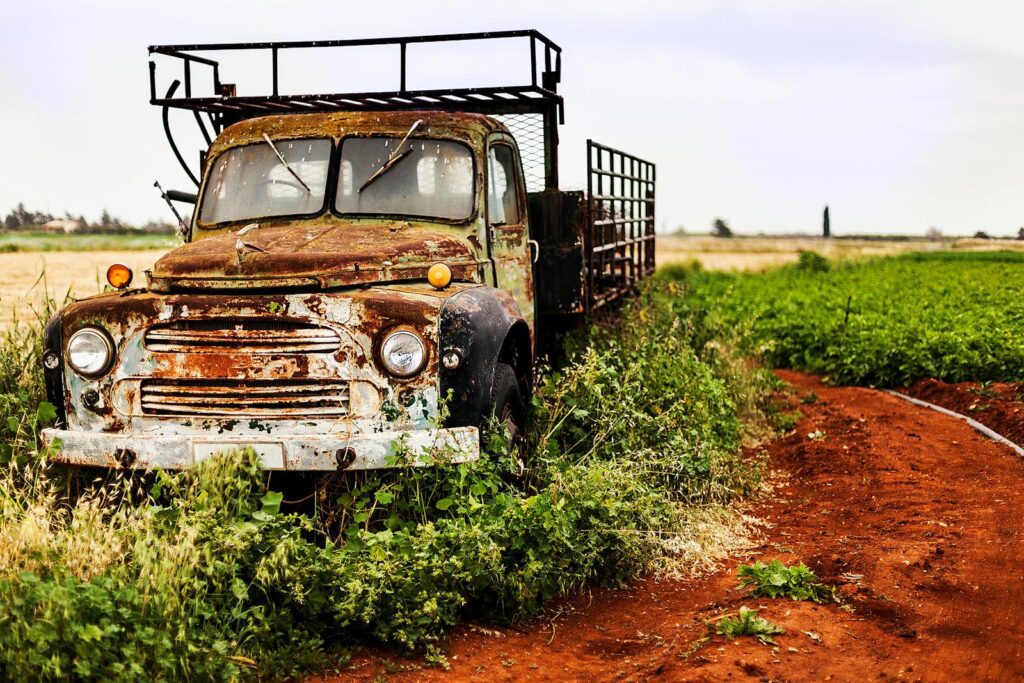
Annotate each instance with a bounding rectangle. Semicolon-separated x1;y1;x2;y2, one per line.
150;223;483;291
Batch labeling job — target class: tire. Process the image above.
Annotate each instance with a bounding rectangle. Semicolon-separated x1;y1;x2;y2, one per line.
485;362;527;471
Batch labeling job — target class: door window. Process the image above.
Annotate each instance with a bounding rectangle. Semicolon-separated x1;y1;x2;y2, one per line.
488;144;521;225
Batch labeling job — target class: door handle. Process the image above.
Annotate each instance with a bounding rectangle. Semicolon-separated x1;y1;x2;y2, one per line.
528;240;539;264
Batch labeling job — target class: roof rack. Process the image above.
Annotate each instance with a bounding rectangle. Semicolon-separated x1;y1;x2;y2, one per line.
149;30;564;190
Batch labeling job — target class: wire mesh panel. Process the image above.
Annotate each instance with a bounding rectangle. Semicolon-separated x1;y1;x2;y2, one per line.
494;114;547;193
585;140;656;311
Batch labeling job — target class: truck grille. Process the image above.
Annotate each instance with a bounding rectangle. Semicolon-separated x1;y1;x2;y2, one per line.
140;379;350;417
145;319;341;354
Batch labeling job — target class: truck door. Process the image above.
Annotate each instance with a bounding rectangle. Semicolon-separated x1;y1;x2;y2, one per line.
486;136;535;330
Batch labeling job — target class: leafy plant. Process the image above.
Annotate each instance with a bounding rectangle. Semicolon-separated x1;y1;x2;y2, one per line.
737;559;835;603
714;606;784;645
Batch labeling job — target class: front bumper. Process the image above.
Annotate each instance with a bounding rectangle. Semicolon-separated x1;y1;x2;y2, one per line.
40;426;480;471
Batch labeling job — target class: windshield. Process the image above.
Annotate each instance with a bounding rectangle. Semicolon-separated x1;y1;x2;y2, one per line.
200;138;331;225
336;137;474;220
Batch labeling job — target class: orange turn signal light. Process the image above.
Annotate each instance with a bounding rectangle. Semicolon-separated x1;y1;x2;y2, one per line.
106;263;133;290
427;262;452;289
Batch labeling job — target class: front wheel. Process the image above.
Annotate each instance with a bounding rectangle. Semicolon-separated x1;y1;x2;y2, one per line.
484;362;527;472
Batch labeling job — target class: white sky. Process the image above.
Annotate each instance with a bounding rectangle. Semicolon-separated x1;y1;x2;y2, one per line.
1;0;1022;235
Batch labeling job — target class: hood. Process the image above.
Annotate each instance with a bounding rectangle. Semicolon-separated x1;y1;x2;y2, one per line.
150;223;480;290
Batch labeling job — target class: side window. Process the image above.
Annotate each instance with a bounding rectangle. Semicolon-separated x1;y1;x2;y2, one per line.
488;144;521;225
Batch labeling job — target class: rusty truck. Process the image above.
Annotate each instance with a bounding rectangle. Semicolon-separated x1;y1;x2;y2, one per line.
40;30;656;472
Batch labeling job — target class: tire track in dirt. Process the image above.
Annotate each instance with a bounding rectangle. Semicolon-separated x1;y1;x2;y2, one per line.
335;371;1024;681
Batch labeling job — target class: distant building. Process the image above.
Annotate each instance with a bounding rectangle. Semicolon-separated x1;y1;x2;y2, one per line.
41;219;84;233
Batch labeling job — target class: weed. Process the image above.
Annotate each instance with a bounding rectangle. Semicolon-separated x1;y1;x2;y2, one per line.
969;382;1000;400
737;559;836;603
766;404;802;432
714;606;783;645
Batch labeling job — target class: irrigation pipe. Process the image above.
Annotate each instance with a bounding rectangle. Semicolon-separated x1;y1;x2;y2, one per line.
884;390;1024;459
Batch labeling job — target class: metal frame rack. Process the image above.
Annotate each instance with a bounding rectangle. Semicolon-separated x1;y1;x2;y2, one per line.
584;140;656;311
148;30;563;190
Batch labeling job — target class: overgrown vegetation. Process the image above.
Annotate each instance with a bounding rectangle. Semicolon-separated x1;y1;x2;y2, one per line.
0;273;773;680
737;559;835;603
669;251;1024;386
714;606;783;645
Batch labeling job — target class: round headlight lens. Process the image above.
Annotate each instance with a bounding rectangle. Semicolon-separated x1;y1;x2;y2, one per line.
380;330;427;377
67;328;113;377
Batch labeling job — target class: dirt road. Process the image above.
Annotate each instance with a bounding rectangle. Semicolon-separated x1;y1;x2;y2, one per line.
339;371;1024;681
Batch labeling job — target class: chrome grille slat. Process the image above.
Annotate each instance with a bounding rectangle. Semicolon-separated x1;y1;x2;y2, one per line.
145;384;348;397
139;404;348;417
145;319;341;354
140;379;350;417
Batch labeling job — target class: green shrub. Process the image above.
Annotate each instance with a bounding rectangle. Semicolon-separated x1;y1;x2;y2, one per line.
796;250;829;272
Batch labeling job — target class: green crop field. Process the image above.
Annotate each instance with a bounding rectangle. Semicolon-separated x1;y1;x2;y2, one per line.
673;251;1024;387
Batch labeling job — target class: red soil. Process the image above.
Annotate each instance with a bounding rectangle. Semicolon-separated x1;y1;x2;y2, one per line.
328;371;1024;681
904;378;1024;446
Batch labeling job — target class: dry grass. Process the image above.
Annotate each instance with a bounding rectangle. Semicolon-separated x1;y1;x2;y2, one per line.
0;250;167;325
656;235;1024;271
0;463;137;582
654;504;760;579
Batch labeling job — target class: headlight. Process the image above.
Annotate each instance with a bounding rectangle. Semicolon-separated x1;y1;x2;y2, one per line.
379;330;427;377
67;328;114;377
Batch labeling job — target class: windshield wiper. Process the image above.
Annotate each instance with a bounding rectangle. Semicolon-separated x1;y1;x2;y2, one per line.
262;133;311;193
358;119;423;193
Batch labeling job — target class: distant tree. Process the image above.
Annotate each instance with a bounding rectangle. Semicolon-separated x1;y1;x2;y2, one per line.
3;203;56;229
974;230;991;240
100;209;113;228
1018;227;1024;241
712;217;733;238
822;205;830;238
13;203;30;227
925;227;943;241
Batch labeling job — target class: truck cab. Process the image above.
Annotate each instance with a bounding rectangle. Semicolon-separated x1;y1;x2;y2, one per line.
41;31;654;472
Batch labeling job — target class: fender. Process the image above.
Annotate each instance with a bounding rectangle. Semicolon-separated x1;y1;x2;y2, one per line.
42;312;66;427
439;287;531;428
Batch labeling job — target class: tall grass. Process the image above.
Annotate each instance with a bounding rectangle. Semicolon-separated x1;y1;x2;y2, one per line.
0;274;771;680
